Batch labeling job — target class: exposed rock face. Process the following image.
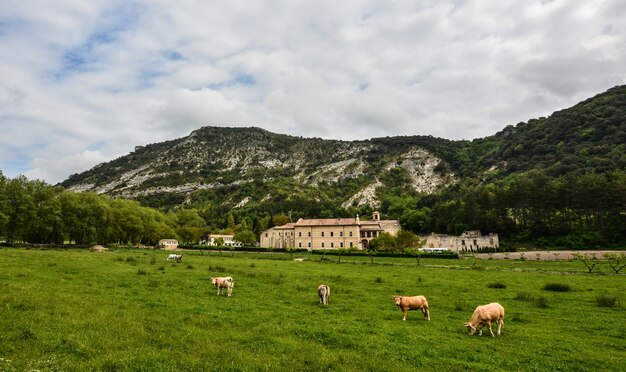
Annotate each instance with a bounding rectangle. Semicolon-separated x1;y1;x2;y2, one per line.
61;126;457;208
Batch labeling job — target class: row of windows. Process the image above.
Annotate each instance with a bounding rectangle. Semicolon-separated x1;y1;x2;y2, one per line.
297;241;354;248
267;231;356;237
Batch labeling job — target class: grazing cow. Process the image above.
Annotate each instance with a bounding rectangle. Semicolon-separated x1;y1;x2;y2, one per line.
318;284;330;305
465;303;505;337
167;254;183;263
392;295;430;321
211;276;234;297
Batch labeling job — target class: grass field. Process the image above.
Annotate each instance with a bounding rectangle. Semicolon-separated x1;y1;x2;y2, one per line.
1;248;625;371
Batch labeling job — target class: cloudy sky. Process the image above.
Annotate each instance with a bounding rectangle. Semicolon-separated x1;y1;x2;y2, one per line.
1;0;625;184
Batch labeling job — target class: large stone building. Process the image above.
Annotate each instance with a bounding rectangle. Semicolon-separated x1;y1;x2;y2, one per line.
423;230;499;252
260;212;400;250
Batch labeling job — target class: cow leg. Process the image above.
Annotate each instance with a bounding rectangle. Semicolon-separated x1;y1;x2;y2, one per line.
402;309;407;321
423;307;430;321
487;321;495;337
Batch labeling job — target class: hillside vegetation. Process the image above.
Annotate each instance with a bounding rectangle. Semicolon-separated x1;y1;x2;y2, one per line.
1;85;625;247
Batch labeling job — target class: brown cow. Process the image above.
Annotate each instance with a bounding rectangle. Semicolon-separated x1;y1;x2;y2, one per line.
392;295;430;321
465;302;505;337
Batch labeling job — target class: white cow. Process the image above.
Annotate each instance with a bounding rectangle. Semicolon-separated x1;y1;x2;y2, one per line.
211;276;234;297
318;284;330;305
167;254;183;263
465;303;505;337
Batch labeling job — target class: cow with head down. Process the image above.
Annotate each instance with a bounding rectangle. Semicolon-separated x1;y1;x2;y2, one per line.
211;276;234;297
318;284;330;305
392;295;430;321
167;254;182;263
465;302;504;337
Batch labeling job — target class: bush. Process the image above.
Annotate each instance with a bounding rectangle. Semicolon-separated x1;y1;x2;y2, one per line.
542;283;571;292
535;296;549;308
137;268;148;275
487;282;506;289
375;277;384;283
596;294;619;308
514;291;535;302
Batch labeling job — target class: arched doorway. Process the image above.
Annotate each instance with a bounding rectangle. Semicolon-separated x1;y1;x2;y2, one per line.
361;239;369;249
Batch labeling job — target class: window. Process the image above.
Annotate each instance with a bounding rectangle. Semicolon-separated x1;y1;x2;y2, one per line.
265;233;267;237
340;242;343;248
321;242;325;248
330;232;334;237
331;243;334;248
308;242;311;248
321;232;325;237
340;231;343;237
349;231;353;237
308;232;311;237
298;242;302;248
299;232;302;237
349;242;353;248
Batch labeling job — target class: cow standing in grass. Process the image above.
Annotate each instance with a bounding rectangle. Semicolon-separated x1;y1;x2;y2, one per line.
393;295;430;321
211;276;234;297
167;254;183;263
465;303;505;337
318;284;330;305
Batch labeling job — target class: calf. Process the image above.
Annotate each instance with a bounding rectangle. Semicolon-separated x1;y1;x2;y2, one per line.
465;302;505;337
318;284;330;305
393;295;430;321
167;254;182;263
211;276;234;297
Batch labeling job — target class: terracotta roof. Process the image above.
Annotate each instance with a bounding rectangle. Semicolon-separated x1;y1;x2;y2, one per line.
274;223;296;229
294;218;358;226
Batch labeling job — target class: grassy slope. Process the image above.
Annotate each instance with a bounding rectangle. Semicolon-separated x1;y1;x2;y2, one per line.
0;248;624;371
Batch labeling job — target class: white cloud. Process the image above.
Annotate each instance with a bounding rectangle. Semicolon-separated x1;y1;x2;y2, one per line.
0;0;625;183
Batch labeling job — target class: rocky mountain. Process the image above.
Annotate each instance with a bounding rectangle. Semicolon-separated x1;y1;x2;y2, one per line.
61;85;626;211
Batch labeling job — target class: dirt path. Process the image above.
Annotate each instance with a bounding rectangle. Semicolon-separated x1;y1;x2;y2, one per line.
473;250;623;260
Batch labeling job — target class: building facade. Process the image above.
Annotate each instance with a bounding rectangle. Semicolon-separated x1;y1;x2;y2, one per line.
200;234;243;247
158;239;179;250
423;230;499;252
260;212;401;250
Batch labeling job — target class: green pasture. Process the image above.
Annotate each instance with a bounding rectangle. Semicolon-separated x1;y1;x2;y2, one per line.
0;248;624;371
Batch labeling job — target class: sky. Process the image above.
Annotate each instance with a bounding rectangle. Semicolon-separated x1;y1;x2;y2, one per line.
1;0;625;184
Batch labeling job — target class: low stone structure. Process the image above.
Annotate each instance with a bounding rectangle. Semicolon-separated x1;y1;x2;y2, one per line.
423;231;499;252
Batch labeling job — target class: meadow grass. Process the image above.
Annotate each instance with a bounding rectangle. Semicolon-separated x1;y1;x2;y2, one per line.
0;248;625;371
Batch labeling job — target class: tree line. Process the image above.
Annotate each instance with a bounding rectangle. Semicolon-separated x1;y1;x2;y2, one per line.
0;174;258;246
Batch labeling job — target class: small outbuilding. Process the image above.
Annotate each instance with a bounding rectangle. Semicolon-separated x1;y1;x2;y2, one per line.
158;239;179;250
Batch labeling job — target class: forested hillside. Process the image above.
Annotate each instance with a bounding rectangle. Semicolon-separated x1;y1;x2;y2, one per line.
1;85;625;248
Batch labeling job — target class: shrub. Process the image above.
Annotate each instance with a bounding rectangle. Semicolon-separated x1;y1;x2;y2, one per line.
487;282;507;289
543;283;571;292
375;277;384;283
596;294;619;308
514;291;535;302
535;296;549;308
137;268;148;275
209;265;226;273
